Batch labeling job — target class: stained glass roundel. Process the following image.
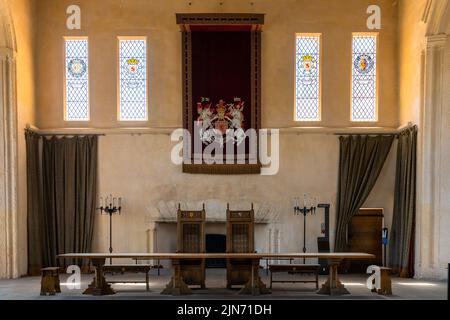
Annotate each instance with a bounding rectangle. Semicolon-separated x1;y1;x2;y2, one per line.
68;58;87;78
354;54;374;74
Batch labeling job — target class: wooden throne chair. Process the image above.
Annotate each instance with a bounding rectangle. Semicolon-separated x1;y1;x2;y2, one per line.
226;203;255;289
177;203;206;289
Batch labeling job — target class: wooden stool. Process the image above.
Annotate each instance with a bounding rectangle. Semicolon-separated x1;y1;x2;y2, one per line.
40;267;61;296
371;267;392;295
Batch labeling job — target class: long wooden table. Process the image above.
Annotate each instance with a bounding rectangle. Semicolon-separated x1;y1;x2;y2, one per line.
58;252;374;296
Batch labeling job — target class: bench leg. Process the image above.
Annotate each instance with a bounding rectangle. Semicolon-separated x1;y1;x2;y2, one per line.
270;271;273;289
378;270;392;295
146;271;150;292
40;274;56;296
316;271;319;290
54;272;61;293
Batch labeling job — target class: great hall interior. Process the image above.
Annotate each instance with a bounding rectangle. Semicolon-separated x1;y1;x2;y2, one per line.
0;0;449;302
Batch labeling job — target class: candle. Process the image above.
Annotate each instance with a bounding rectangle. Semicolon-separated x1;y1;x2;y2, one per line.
119;197;122;207
105;196;109;207
100;197;103;207
113;197;116;207
303;194;307;207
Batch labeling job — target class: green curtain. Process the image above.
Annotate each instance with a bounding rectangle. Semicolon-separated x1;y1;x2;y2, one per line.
25;130;43;275
334;135;395;252
42;136;98;268
389;126;417;278
26;133;98;272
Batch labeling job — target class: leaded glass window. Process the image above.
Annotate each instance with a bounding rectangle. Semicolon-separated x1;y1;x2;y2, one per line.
119;38;148;121
65;38;89;121
351;33;378;122
295;34;321;121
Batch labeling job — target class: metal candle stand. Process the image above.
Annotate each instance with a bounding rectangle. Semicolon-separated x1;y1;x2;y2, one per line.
98;195;122;265
293;195;317;264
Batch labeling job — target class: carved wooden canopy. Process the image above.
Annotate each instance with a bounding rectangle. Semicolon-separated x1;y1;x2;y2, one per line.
176;13;264;30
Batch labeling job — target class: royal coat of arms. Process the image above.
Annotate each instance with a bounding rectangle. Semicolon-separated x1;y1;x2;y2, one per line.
299;54;317;85
196;97;246;146
127;58;139;75
123;58;142;88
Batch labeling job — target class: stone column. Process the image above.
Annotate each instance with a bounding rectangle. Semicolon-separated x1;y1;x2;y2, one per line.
417;34;448;279
147;222;157;265
0;47;18;279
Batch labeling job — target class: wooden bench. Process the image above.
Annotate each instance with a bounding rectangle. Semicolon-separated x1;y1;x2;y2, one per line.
103;264;152;291
269;264;320;290
371;267;392;295
40;267;61;296
132;258;164;276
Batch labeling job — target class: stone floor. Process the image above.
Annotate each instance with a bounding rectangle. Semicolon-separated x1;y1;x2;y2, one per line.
0;268;446;300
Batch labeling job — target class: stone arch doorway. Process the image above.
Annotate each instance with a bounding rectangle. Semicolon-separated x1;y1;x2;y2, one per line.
0;0;19;279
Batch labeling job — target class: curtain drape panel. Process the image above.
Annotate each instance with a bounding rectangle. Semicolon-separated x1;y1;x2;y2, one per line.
25;130;43;275
389;126;417;278
26;133;98;273
334;135;394;252
42;136;98;268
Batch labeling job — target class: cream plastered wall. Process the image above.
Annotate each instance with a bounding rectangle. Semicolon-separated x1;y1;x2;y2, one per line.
9;0;36;276
93;133;396;265
35;0;399;128
31;0;399;262
398;0;427;126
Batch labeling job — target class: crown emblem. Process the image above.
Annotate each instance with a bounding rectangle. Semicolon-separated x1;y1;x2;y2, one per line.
127;58;139;65
217;104;226;112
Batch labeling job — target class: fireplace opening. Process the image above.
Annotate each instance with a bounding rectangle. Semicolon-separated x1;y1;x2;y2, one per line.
205;234;226;268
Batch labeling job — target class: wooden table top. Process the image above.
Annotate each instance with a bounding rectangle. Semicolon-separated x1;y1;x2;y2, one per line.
58;252;375;260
